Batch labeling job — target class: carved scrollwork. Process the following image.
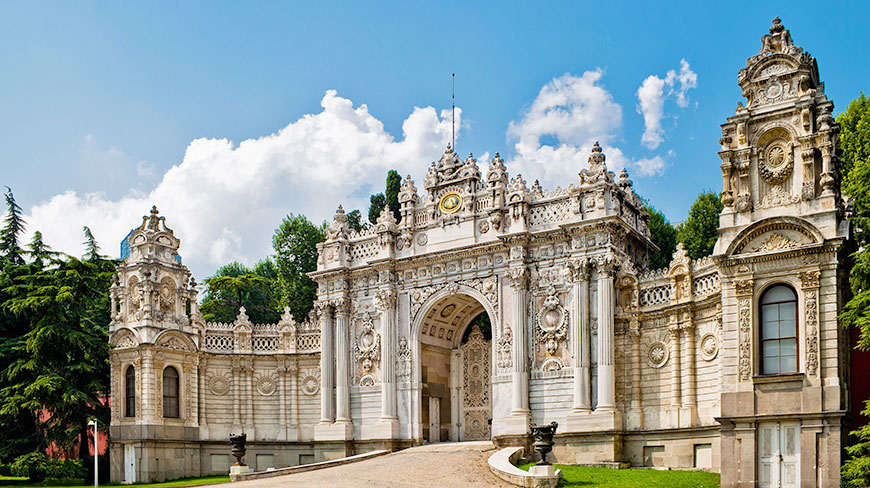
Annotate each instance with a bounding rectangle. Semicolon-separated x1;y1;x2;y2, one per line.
536;286;567;356
354;314;380;379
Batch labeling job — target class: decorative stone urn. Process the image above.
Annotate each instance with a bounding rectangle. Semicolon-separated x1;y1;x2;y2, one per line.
229;433;250;476
530;422;558;465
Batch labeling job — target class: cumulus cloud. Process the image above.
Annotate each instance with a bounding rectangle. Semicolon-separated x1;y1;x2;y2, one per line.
506;70;667;185
636;59;697;150
24;90;458;280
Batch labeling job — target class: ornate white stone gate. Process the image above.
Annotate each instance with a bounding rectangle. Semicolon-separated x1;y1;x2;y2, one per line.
460;326;491;440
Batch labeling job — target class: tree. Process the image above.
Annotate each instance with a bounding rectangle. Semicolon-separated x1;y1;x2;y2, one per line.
368;193;386;225
346;209;363;232
677;191;724;259
644;205;678;270
1;187;26;265
200;261;279;324
838;93;870;487
0;228;116;462
385;169;402;222
272;214;325;322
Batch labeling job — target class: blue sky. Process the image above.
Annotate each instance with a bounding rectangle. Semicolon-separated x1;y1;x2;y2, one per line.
1;1;868;279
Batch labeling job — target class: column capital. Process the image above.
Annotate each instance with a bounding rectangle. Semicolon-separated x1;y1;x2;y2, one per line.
566;258;591;282
330;296;351;316
374;287;397;311
594;253;616;277
799;270;820;289
507;266;528;287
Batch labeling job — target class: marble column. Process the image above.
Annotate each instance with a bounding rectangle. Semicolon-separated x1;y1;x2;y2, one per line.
377;288;398;422
680;314;697;427
334;298;352;424
595;257;616;411
570;259;592;413
318;303;335;424
508;267;530;416
669;323;682;427
279;359;288;439
231;357;242;430
629;317;643;428
198;357;208;427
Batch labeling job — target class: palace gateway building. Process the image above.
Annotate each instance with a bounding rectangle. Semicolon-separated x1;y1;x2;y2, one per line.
108;19;856;487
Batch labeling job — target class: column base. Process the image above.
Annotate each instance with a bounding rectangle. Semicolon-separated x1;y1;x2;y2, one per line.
492;412;531;437
564;409;622;432
679;405;699;428
364;418;399;440
314;421;354;441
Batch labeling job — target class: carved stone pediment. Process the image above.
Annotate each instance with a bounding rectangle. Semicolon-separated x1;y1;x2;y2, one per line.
745;231;804;253
727;217;822;256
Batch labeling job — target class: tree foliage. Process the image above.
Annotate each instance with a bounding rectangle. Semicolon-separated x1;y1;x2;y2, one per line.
385;169;402;222
839;93;870;487
346;209;363;232
272;214;325;322
368;193;386;225
200;261;279;324
644;205;678;270
677;191;723;259
1;187;26;266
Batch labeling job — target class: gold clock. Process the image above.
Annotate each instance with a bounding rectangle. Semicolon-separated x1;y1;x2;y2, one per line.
438;192;462;214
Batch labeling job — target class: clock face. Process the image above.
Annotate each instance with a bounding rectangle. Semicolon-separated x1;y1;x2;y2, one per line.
439;192;462;214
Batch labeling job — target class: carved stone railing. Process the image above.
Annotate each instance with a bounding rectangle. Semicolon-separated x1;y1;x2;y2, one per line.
528;197;572;228
201;319;321;354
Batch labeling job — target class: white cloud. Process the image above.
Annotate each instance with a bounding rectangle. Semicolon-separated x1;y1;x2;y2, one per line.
636;59;697;150
506;70;667;184
24;90;458;280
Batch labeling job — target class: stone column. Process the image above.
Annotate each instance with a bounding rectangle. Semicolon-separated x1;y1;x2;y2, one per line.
318;303;335;424
334;298;352;424
679;312;697;427
668;320;682;428
376;288;398;422
198;357;208;427
595;256;616;411
629;316;643;428
508;266;530;417
569;259;591;413
279;358;288;439
231;357;241;430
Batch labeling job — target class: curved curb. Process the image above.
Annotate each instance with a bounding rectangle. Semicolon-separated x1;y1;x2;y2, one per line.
231;449;390;482
487;446;561;488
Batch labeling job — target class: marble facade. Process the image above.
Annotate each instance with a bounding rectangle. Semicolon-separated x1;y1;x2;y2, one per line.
109;19;854;487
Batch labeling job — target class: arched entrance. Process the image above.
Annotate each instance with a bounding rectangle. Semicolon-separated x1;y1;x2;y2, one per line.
415;292;493;443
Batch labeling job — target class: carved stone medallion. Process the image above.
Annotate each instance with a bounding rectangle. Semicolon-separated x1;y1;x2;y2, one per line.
208;373;231;396
700;333;719;361
647;341;669;368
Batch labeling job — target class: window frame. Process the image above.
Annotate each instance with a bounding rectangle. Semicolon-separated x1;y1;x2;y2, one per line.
758;284;799;375
125;365;136;418
162;366;180;419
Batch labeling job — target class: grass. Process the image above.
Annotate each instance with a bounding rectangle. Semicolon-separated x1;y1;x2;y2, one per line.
517;463;721;488
0;475;230;488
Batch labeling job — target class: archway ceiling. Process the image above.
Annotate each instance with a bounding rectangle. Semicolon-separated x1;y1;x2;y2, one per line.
419;293;485;349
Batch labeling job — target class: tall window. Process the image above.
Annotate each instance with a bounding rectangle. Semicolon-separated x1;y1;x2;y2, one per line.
163;366;180;418
760;285;798;374
125;365;136;417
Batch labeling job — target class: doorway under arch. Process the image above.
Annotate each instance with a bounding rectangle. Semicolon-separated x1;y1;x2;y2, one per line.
416;292;493;443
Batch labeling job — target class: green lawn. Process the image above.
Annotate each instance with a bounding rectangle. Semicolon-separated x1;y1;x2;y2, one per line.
517;463;720;488
0;475;229;488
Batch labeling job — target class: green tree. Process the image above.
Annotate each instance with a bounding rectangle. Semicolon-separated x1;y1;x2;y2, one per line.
200;261;279;324
368;193;386;225
677;191;724;259
644;205;678;270
385;169;402;222
272;214;325;322
838;93;870;487
1;187;26;265
0;228;116;462
346;209;363;232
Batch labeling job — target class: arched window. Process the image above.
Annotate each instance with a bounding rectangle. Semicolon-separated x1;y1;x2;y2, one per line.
125;365;136;417
760;285;798;374
163;366;180;418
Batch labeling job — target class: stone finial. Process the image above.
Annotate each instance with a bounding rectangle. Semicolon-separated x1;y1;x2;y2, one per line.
509;174;529;193
588;141;606;166
617;168;633;190
399;175;418;204
769;17;784;34
579;142;612;184
236;306;251;325
325;205;349;241
487;152;508;187
376;207;398;232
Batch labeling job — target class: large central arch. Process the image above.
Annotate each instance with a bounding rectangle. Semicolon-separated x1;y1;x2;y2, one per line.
408;285;497;442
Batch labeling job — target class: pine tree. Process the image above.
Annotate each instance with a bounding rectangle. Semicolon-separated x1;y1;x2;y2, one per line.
385;169;402;223
1;187;26;265
644;205;678;270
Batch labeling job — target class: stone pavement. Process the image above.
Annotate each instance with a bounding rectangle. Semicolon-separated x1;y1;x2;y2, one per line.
231;441;515;488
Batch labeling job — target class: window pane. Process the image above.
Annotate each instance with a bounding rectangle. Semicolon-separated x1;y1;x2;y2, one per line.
762;303;779;322
762;285;796;304
762;319;779;340
781;353;797;373
780;339;797;358
779;303;795;321
763;355;780;374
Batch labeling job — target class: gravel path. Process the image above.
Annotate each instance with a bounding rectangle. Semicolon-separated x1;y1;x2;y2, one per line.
232;441;514;488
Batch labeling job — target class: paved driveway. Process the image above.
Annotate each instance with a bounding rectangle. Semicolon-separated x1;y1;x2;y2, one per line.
232;441;514;488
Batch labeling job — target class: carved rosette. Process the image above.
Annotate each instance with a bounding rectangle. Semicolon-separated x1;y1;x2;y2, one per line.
647;341;669;368
300;369;320;396
207;371;232;396
254;371;279;396
700;333;719;361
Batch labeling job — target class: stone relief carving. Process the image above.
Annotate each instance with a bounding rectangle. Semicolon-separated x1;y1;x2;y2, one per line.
254;371;278;396
300;369;320;396
409;276;498;323
647;341;669;368
738;298;752;381
354;314;381;381
536;286;568;356
805;290;819;376
749;232;800;253
207;371;232;396
396;337;412;382
758;141;794;184
496;326;513;372
700;333;719;361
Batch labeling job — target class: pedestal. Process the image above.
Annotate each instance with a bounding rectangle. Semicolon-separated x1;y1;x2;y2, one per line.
229;465;250;476
530;464;556;476
314;421;354;441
